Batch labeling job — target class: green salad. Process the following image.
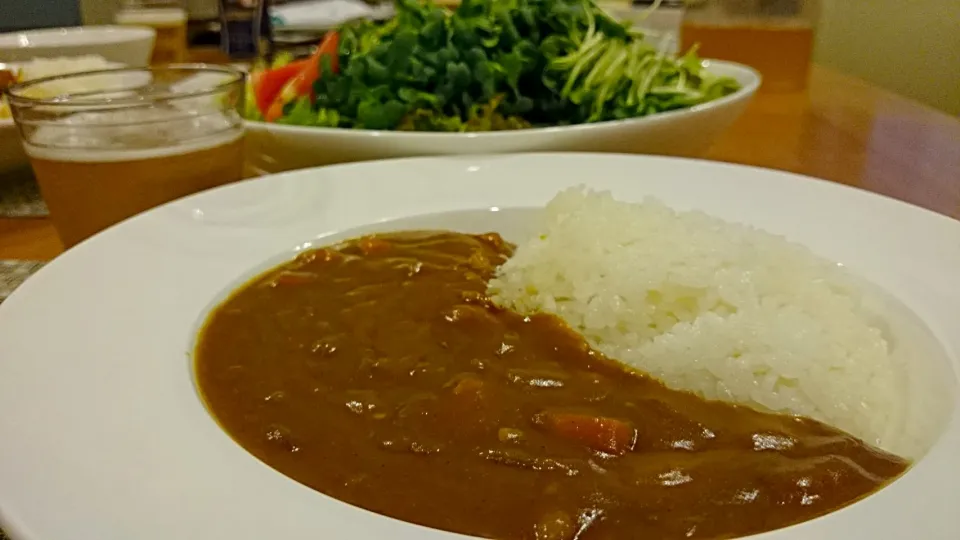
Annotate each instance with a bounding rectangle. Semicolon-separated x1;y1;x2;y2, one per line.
247;0;741;132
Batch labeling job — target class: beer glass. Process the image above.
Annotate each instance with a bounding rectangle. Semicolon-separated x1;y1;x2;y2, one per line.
6;65;246;248
681;0;820;92
115;0;189;65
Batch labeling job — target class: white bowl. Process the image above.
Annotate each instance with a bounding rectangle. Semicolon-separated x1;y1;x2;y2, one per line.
245;60;760;174
0;26;155;66
0;154;957;540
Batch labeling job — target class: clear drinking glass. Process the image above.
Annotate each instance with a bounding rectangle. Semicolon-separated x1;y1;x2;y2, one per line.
115;0;189;65
6;65;246;248
681;0;820;92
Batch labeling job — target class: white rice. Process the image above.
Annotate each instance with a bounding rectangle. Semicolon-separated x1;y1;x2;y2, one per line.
488;187;905;453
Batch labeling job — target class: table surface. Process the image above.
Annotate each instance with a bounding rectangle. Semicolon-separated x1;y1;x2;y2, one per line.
1;64;958;262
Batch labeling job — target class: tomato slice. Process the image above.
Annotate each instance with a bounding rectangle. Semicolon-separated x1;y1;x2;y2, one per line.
264;32;340;122
251;60;307;117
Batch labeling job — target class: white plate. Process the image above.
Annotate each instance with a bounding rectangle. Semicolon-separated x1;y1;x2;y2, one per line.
245;60;760;173
0;153;958;540
0;26;154;66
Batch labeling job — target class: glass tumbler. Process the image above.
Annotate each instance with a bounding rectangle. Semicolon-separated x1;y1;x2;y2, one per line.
6;64;246;248
115;0;190;65
681;0;820;92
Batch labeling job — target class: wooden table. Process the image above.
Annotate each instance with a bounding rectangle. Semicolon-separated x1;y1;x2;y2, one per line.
1;64;958;262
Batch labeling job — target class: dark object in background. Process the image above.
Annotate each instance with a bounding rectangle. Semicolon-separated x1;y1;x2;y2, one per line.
0;0;80;32
219;0;274;59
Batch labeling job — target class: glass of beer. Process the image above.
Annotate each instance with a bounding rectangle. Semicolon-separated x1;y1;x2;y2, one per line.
115;0;188;65
6;65;246;248
681;0;820;92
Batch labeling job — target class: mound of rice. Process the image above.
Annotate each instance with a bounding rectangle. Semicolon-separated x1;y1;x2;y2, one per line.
488;188;903;451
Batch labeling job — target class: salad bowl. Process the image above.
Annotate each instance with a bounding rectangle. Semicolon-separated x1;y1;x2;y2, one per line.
245;59;760;174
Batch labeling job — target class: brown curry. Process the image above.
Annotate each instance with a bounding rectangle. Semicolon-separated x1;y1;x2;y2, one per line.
195;231;909;540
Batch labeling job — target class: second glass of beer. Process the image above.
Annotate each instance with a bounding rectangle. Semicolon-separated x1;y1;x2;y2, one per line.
115;0;189;65
6;65;246;248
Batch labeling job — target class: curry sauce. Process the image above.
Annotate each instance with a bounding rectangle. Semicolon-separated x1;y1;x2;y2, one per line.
195;231;909;540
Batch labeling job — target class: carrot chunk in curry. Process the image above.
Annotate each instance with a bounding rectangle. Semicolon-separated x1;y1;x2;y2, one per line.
534;412;637;456
195;231;909;540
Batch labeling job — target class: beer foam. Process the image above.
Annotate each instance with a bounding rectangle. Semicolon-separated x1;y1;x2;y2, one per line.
25;108;242;163
115;8;187;26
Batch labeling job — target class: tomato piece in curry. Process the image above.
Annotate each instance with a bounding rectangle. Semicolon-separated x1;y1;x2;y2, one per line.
195;231;909;540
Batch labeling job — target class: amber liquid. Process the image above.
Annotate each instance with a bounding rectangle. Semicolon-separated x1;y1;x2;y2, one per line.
115;10;188;65
148;22;188;64
28;137;244;248
681;22;814;92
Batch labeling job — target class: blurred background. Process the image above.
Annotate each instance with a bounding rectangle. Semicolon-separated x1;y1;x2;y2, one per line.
1;0;958;115
12;0;953;112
